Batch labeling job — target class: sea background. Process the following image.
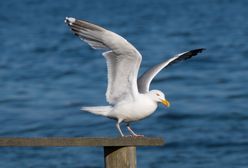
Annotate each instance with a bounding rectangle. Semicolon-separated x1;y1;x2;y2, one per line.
0;0;247;167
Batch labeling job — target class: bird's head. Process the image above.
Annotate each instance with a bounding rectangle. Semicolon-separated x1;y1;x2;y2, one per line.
149;90;170;107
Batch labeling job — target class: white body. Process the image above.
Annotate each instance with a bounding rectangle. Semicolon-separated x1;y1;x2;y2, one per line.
108;94;157;122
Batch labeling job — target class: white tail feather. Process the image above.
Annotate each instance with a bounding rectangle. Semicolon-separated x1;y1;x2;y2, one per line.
81;106;112;117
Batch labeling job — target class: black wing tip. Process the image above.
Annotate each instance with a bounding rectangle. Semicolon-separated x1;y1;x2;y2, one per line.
191;48;206;54
64;17;104;32
196;48;206;52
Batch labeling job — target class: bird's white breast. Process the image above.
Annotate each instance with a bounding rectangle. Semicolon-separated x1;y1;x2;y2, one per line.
110;94;158;122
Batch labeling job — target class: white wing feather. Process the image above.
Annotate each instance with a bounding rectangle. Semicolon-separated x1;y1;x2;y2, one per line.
65;17;142;104
138;49;205;93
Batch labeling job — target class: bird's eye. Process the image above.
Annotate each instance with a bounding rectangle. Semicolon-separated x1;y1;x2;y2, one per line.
156;93;160;96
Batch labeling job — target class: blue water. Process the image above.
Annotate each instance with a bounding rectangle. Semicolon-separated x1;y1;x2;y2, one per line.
1;0;248;167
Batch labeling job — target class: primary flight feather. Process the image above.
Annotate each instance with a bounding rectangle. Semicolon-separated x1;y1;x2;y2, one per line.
65;17;205;136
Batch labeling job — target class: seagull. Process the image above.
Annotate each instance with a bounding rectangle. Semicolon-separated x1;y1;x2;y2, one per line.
65;17;205;137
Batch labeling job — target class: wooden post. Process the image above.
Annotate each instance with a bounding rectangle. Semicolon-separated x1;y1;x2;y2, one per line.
104;146;136;168
0;137;164;168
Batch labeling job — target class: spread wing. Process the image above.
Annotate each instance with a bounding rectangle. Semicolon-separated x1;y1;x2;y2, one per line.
65;17;142;104
138;48;205;93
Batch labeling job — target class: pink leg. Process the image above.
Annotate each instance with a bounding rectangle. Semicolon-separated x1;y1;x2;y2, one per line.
126;124;144;137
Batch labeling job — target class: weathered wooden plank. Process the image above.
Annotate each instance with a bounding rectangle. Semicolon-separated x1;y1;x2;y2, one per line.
0;137;165;147
104;146;136;168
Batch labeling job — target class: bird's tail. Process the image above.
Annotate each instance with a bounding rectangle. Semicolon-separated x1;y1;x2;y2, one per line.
81;106;112;117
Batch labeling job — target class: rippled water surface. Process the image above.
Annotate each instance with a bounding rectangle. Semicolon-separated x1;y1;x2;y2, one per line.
0;0;248;167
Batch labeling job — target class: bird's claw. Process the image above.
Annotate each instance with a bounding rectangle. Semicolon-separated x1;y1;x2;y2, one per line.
134;135;144;137
124;134;144;137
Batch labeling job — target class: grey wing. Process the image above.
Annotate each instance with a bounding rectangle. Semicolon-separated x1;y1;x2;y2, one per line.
65;17;142;104
138;48;205;93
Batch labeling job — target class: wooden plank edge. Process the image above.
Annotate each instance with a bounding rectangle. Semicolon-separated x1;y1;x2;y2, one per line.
0;137;165;147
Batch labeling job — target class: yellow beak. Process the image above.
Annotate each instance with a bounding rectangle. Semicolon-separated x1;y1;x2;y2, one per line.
161;99;170;107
